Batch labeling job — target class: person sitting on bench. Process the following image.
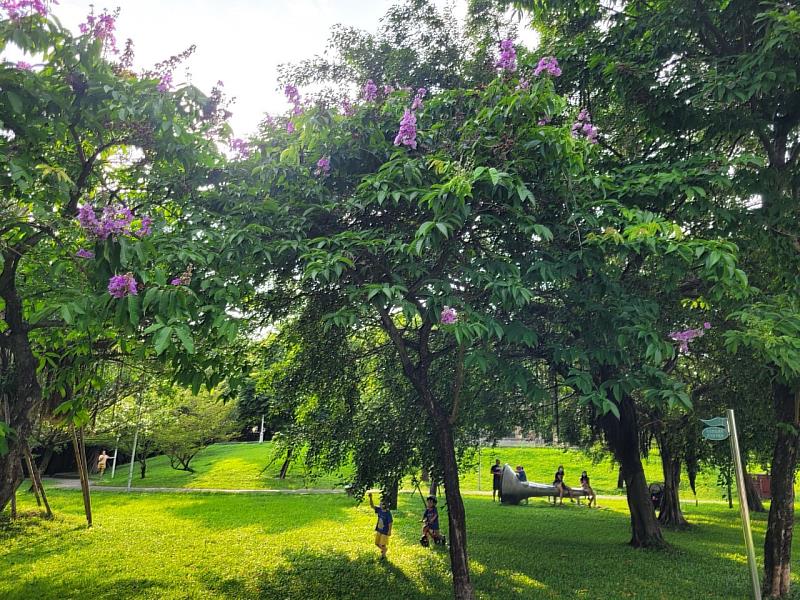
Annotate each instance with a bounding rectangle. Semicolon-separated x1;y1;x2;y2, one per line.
579;470;596;507
553;465;574;505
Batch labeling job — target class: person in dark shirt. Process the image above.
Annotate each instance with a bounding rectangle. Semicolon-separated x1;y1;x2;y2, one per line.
580;470;596;507
553;465;573;505
369;492;393;559
420;495;445;547
516;465;529;504
491;459;503;502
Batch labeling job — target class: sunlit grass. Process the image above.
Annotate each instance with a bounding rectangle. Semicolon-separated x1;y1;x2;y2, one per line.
2;488;796;599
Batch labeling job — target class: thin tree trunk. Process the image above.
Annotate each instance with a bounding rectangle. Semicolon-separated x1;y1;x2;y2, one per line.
37;446;54;476
601;394;666;548
71;426;92;527
278;446;293;479
762;384;799;598
24;443;51;518
384;479;399;510
617;466;625;489
429;478;438;497
656;431;689;528
24;448;42;507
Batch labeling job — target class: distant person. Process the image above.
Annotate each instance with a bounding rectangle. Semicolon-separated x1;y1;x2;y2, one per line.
553;465;574;505
97;450;110;478
516;465;529;504
580;470;596;507
368;492;393;559
491;459;503;502
420;495;445;547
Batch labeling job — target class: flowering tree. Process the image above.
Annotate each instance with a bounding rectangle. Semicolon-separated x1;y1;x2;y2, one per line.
0;10;247;509
219;37;743;595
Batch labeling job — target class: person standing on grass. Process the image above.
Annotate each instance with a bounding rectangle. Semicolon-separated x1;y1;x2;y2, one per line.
491;459;503;502
369;492;393;559
97;450;110;478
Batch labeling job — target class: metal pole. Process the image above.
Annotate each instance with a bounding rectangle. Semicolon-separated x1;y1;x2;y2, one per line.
259;415;265;443
126;390;144;492
727;409;761;600
110;438;119;479
477;442;481;492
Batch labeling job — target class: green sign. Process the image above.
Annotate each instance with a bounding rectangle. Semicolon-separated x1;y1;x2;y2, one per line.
702;426;730;441
700;416;728;428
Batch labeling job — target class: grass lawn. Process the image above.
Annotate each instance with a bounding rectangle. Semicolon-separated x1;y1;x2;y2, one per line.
2;488;794;599
95;442;732;501
94;442;352;490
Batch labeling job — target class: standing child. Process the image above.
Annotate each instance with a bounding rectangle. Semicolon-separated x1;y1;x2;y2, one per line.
491;459;503;502
580;470;596;507
368;492;393;559
420;496;445;547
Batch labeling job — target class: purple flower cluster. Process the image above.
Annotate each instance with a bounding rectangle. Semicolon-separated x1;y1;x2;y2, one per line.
534;56;561;77
411;87;426;111
669;322;712;353
315;156;331;176
537;116;552;126
383;84;395;95
284;84;303;115
156;72;173;93
341;99;355;116
77;203;151;239
16;60;32;70
0;0;50;21
75;248;94;259
516;79;530;91
571;109;599;144
286;121;296;134
362;79;378;102
496;39;517;72
229;138;251;159
170;264;193;286
79;8;117;52
440;306;458;325
108;273;138;298
393;109;418;149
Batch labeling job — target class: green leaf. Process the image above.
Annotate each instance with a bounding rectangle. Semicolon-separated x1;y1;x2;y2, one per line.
175;326;195;354
154;326;173;356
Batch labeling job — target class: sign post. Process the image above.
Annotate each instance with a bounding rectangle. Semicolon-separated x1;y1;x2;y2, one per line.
702;412;761;600
727;409;761;600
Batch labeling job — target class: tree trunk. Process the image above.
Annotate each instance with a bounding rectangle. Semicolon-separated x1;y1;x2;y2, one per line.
762;383;799;598
601;395;666;548
37;446;54;476
617;466;625;490
656;431;689;529
71;427;92;527
744;471;765;513
278;446;293;479
139;458;147;479
383;479;399;510
433;416;474;599
24;442;51;518
429;478;438;497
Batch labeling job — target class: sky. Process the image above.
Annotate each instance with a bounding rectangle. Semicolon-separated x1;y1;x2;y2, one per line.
16;0;537;136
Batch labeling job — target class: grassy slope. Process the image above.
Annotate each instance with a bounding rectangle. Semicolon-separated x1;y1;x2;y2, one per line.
2;488;794;599
96;442;728;500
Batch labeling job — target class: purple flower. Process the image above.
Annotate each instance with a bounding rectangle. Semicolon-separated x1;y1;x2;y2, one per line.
170;277;182;286
362;79;378;102
80;9;118;53
108;273;138;299
284;84;303;115
383;84;395;95
534;56;561;77
341;99;355;116
1;0;50;21
286;121;295;134
393;109;417;149
171;264;194;286
669;326;709;353
410;87;427;111
229;138;251;159
440;306;458;325
136;215;152;237
315;156;330;176
16;61;32;70
516;79;530;91
496;39;517;72
537;117;552;126
76;249;94;259
157;72;172;93
77;203;100;233
77;202;151;239
572;109;599;144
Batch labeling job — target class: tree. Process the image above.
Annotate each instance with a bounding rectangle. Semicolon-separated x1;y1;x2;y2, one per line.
512;0;799;593
153;389;237;473
0;8;248;510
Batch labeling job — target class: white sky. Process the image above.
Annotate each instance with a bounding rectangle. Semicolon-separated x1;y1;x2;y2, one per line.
19;1;536;136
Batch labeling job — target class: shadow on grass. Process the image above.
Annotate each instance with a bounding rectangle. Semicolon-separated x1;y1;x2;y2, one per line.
201;548;452;600
164;493;355;534
1;575;161;600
